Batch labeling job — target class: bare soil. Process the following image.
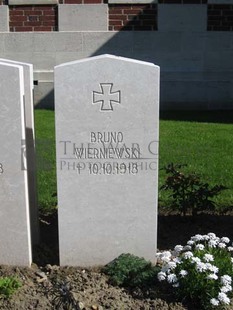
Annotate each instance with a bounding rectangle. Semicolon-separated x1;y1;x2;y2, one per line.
0;211;232;310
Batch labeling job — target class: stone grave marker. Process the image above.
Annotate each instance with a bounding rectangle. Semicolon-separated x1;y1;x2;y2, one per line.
0;58;39;245
55;54;159;266
0;62;32;266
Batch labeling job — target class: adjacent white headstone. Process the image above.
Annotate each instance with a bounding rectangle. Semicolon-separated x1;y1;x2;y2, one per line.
0;62;32;266
55;54;159;266
0;58;39;246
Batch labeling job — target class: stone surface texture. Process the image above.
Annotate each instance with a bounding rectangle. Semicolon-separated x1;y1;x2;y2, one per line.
158;4;207;32
0;58;39;245
55;54;159;266
58;4;108;31
0;31;232;109
0;62;32;266
0;6;9;32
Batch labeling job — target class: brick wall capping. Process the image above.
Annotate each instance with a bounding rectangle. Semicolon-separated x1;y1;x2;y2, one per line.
8;0;58;5
208;0;233;3
108;0;158;4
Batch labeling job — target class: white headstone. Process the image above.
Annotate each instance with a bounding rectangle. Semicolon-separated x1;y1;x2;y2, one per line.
0;58;39;246
55;54;159;266
0;62;32;266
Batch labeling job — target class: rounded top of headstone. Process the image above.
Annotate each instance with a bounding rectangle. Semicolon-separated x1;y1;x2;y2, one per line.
55;54;159;70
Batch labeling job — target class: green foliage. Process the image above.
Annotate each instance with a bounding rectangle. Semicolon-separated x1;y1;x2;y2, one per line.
103;253;158;288
50;280;78;310
160;163;227;216
0;277;21;299
157;233;233;309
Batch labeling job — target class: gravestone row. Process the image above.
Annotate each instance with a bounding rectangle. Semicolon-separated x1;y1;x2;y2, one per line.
0;55;159;267
0;59;38;266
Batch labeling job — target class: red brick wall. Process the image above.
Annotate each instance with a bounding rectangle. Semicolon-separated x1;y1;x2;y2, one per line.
208;4;233;31
109;4;157;31
6;1;233;32
9;5;57;32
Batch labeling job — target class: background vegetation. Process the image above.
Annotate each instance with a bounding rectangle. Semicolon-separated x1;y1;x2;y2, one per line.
35;110;233;215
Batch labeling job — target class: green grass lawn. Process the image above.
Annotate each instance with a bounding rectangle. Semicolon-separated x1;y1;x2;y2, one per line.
35;109;233;214
159;120;233;209
35;110;57;214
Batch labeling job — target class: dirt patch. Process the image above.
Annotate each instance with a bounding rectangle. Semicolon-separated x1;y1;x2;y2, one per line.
0;263;189;310
0;211;232;309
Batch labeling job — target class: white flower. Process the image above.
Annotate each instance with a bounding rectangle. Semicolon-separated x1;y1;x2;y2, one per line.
167;261;177;270
211;266;219;274
191;234;204;242
210;298;219;306
227;246;233;252
221;237;230;244
191;256;201;264
206;264;219;274
218;242;226;249
180;270;188;277
167;273;178;284
207;273;218;280
157;251;172;263
196;262;207;273
202;234;210;241
172;282;179;287
203;254;214;262
183;245;192;251
208;233;217;239
208;240;218;248
173;257;182;265
218;292;230;304
174;245;183;253
231;258;233;264
221;275;232;286
187;240;194;246
220;285;232;293
157;271;166;281
195;244;205;251
183;251;193;259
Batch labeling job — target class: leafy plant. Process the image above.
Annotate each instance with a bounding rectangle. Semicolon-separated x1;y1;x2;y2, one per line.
157;233;233;309
160;163;227;216
49;280;79;310
103;253;158;288
0;277;21;299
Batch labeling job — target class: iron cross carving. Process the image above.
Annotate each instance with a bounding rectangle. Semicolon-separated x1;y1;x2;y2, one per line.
92;83;121;111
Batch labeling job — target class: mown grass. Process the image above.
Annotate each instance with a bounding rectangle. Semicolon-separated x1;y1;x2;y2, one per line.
35;109;233;214
35;110;57;214
159;120;233;209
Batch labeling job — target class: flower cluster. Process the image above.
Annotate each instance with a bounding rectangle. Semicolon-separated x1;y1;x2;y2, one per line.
157;233;233;309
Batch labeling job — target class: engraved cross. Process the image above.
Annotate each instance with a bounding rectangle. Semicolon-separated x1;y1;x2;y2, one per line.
93;83;121;111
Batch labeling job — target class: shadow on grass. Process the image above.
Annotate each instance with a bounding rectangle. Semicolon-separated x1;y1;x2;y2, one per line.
160;110;233;124
158;213;233;250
